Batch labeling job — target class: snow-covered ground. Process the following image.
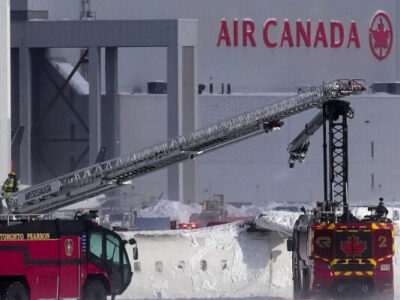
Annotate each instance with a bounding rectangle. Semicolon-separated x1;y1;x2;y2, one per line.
111;200;400;299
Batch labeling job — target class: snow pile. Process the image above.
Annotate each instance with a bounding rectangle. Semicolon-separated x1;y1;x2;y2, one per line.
137;200;202;223
50;59;89;95
119;220;292;299
115;204;400;299
136;199;270;223
253;210;301;235
351;206;400;221
224;203;269;218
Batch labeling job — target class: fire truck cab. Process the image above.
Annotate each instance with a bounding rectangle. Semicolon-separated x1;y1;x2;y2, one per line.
288;205;394;300
284;81;394;299
0;216;137;300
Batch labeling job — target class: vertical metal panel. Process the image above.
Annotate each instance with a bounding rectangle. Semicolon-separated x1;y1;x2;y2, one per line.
0;0;11;176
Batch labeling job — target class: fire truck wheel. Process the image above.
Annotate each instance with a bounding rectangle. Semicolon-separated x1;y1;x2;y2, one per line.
292;269;301;299
4;281;29;300
379;291;394;300
83;280;106;300
301;269;310;298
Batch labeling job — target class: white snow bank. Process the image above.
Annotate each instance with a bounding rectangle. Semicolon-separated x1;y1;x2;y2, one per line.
119;221;291;299
115;205;400;299
253;210;301;235
50;59;89;95
137;200;202;223
136;199;274;223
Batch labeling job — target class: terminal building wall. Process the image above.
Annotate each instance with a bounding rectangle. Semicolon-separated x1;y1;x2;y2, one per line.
91;0;397;93
40;0;400;93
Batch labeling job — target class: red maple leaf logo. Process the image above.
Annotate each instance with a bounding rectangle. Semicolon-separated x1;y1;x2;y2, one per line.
340;235;367;257
372;18;390;49
369;11;393;60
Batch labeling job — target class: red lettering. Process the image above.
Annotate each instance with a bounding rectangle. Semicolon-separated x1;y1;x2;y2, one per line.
218;18;363;50
314;21;328;48
280;20;294;47
217;20;231;47
243;20;256;47
347;22;360;48
233;19;239;47
263;19;277;47
331;21;344;48
296;20;311;47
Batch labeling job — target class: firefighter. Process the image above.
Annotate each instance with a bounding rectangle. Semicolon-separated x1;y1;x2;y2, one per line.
1;171;19;196
1;172;19;210
376;197;389;219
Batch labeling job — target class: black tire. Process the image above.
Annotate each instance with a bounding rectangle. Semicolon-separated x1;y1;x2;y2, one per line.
301;269;311;299
4;281;29;300
293;268;301;300
378;291;394;300
83;280;107;300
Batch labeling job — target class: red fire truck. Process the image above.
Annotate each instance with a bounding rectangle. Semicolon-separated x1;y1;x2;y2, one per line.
0;213;137;299
289;209;394;299
287;93;394;299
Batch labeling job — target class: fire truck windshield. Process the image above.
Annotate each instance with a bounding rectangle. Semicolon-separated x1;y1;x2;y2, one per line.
88;228;133;295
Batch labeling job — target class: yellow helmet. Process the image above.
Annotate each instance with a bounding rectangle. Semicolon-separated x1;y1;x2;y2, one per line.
8;171;16;177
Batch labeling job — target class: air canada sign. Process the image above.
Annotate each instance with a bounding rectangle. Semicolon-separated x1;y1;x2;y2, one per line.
217;10;393;60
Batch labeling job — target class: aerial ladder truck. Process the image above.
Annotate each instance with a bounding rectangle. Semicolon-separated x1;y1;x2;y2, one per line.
0;79;364;300
287;88;394;299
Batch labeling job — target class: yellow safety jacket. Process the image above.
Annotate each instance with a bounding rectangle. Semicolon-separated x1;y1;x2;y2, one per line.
1;177;18;196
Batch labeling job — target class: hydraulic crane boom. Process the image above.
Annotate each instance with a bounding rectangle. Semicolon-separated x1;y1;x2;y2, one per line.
287;96;359;222
6;79;365;214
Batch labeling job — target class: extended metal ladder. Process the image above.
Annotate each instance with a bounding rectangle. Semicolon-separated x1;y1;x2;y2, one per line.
8;79;365;214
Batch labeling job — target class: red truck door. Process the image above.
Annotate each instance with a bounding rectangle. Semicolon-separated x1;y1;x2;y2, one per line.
58;236;81;298
28;239;60;299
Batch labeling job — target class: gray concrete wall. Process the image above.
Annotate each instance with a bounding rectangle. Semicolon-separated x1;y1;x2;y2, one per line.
119;93;400;206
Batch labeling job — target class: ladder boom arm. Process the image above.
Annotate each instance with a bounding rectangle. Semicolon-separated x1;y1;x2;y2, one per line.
287;111;324;168
9;79;365;214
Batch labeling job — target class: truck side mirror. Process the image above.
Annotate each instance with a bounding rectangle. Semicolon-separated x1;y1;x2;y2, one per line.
287;238;293;252
129;238;138;260
132;244;138;260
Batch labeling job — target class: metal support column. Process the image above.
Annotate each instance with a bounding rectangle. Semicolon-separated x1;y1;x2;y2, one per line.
181;46;196;204
167;44;180;202
167;44;197;203
104;47;119;158
19;46;32;184
88;47;101;163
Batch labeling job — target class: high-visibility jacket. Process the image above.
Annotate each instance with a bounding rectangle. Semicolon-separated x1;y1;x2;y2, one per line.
1;177;18;195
